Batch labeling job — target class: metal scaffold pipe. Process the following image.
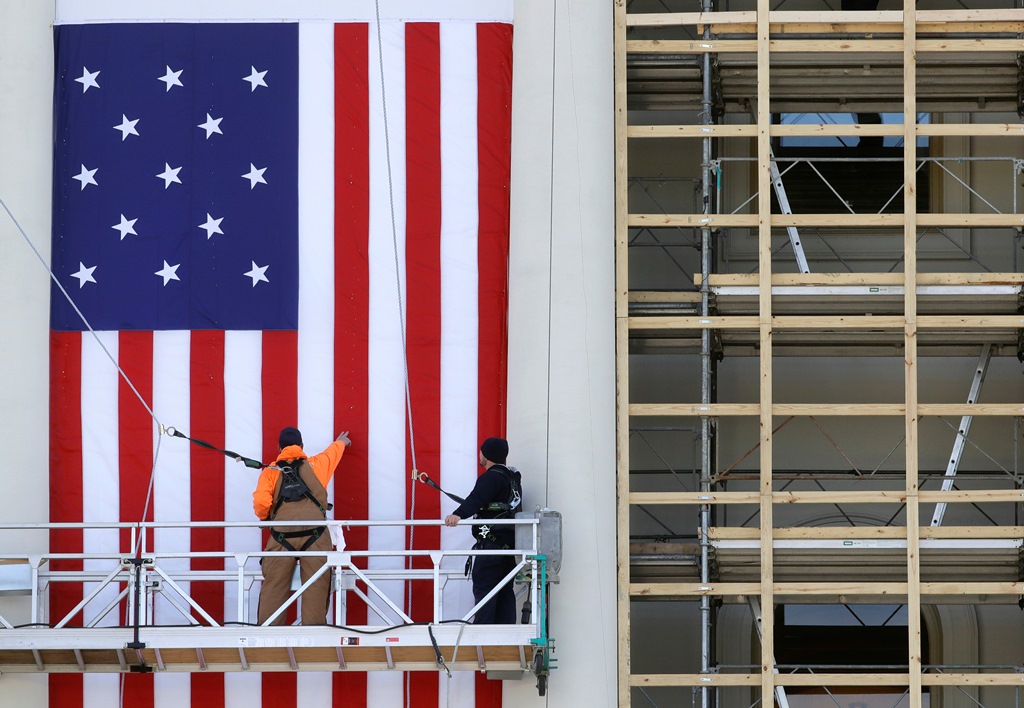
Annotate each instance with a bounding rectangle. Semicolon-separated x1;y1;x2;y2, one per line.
699;0;715;706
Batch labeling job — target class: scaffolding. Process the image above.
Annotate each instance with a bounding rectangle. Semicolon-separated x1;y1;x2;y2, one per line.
616;3;1024;707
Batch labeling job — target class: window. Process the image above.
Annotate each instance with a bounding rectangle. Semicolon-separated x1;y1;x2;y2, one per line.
774;604;929;708
771;113;931;214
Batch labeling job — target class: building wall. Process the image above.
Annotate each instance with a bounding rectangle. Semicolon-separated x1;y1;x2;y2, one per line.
506;0;617;705
0;1;616;705
0;0;57;703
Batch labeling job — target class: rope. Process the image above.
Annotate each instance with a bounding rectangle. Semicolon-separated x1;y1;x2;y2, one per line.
134;431;163;555
543;0;559;509
2;194;167;708
444;620;468;708
370;4;423;704
370;0;419;478
0;196;160;426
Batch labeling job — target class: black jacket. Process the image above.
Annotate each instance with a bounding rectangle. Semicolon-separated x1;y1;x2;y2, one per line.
452;464;519;545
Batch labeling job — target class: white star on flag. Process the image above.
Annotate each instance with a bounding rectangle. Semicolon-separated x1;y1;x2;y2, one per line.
244;66;268;91
113;114;139;141
198;213;224;239
243;260;269;287
155;260;181;285
111;214;138;240
158;65;183;92
75;67;100;92
73;164;98;190
242;163;267;189
157;163;182;189
197;113;223;139
71;262;97;288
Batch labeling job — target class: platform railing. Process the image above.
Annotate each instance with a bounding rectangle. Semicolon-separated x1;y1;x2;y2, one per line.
0;518;542;635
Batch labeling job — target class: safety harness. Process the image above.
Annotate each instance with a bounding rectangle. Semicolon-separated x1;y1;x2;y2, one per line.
420;465;522;578
269;459;330;552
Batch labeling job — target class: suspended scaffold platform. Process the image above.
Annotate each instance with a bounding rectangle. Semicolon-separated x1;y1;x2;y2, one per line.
0;515;560;694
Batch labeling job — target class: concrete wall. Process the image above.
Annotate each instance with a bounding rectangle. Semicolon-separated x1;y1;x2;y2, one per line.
0;0;616;705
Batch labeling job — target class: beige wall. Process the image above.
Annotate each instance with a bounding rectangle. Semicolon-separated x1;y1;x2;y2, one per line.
0;2;57;704
506;0;617;705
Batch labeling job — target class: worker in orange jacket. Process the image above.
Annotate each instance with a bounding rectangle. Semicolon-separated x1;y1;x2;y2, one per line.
254;426;350;625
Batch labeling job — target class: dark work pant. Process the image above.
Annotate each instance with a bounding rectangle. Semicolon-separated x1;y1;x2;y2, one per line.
471;544;517;624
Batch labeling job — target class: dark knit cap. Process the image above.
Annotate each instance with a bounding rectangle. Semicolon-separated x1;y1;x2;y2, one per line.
480;437;509;464
279;426;303;449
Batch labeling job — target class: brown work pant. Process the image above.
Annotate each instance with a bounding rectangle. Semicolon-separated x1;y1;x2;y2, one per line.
257;529;333;626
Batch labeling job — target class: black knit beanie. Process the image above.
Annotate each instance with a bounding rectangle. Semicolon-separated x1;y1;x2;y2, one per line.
279;426;303;449
480;437;509;464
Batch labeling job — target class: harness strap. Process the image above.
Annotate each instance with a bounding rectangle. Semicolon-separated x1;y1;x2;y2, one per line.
166;427;266;469
416;472;466;505
270;460;328;521
271;526;326;553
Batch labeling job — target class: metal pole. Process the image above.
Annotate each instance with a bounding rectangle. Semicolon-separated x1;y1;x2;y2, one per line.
699;0;715;705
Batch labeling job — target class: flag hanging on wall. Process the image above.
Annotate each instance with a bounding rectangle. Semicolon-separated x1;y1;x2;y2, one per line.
50;2;512;706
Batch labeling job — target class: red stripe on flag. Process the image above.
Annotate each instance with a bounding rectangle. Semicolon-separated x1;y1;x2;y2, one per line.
333;21;371;706
404;21;443;707
475;22;514;708
261;330;299;707
117;331;155;708
118;331;155;537
49;331;83;706
190;330;226;703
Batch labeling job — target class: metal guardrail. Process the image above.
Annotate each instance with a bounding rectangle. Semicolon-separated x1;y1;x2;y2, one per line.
0;518;542;631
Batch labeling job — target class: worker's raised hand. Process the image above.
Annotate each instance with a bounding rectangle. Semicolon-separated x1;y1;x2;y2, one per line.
336;431;352;446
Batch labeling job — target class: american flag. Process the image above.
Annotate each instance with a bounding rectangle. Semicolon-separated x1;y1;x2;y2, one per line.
50;4;512;707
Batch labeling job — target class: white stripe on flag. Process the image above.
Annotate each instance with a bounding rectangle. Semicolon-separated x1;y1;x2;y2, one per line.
223;331;263;707
296;21;337;703
367;18;408;707
81;332;120;707
153;330;193;708
297;21;336;454
153;331;191;588
439;21;481;708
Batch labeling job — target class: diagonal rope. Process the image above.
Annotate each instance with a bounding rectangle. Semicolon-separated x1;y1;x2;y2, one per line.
1;195;160;426
2;195;165;707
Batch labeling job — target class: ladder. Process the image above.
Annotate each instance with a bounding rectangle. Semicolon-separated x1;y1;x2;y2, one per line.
931;343;994;526
769;153;811;274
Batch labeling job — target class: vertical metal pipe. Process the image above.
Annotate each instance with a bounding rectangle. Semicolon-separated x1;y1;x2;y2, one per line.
699;0;715;706
1016;417;1021;527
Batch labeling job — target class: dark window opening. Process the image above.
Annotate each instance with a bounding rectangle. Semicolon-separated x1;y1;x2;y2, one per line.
771;113;931;215
773;604;930;707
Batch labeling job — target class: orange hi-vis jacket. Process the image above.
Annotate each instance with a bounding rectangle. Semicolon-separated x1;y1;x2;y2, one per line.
252;441;347;520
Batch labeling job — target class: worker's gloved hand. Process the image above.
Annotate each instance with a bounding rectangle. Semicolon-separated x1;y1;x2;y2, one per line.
336;431;352;446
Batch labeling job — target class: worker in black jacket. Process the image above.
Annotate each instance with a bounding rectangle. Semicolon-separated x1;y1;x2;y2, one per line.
444;437;522;624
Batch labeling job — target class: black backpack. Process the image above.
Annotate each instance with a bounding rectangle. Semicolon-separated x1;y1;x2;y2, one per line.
270;459;327;519
486;465;523;518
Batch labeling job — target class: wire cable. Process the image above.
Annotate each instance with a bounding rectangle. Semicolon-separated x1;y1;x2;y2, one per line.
0;195;160;426
370;4;424;703
2;194;171;708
